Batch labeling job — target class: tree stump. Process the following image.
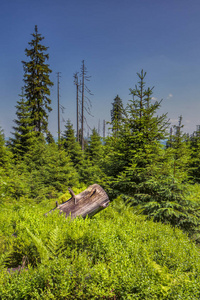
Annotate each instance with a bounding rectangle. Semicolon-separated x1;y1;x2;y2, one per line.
46;184;110;218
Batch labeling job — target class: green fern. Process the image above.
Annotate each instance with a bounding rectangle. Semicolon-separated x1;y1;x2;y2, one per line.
0;251;13;269
26;228;50;264
46;226;67;259
26;226;69;264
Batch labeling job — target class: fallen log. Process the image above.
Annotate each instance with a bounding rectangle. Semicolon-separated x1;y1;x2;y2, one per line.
46;184;110;218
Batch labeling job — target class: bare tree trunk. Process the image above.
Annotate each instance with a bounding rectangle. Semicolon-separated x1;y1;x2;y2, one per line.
76;77;79;143
81;60;85;150
57;72;61;146
74;72;79;143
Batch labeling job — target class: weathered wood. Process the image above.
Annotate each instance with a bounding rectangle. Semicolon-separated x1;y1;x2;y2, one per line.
46;184;110;218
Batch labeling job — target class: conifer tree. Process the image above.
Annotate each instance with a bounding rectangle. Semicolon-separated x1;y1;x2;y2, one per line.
22;25;53;134
127;70;168;147
9;88;35;157
0;127;11;168
189;127;200;182
107;70;169;182
0;127;5;164
86;128;102;164
21;135;79;197
46;131;55;144
110;95;124;137
0;127;5;151
166;116;191;182
103;72;197;233
61;119;83;166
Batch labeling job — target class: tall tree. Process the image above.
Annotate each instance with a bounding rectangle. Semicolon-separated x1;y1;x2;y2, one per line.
22;25;53;134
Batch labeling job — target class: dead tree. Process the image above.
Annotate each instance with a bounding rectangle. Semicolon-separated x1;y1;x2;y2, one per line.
80;60;93;150
74;72;79;143
57;72;61;145
46;184;109;219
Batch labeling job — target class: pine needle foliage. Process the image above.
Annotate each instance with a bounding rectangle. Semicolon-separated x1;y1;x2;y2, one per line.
22;25;53;134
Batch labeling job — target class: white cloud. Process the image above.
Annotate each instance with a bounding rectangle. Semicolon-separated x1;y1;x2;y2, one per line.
151;97;157;101
167;93;173;99
170;118;178;124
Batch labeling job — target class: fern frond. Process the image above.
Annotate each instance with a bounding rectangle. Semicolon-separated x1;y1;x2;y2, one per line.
0;251;13;269
26;228;50;264
47;226;66;258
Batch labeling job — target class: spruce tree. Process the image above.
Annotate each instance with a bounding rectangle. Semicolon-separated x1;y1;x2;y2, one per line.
189;127;200;182
61;119;83;166
22;135;79;197
127;70;168;148
167;116;191;182
0;127;11;168
22;25;53;134
9;88;35;157
86;128;103;164
110;95;124;137
46;131;55;144
104;72;197;233
107;70;169;182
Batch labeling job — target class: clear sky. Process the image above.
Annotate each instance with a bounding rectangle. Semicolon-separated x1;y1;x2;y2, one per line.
1;0;200;137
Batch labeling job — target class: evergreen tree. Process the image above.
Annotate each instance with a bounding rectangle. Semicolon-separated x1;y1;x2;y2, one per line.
105;70;169;184
86;128;103;165
0;127;12;168
166;116;191;182
61;120;104;185
110;95;124;137
46;131;55;144
189;127;200;182
9;88;35;157
103;72;198;234
22;136;79;198
0;127;5;153
127;70;168;147
61;119;83;166
22;25;53;134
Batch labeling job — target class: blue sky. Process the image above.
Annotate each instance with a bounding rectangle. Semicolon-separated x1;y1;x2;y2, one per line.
1;0;200;137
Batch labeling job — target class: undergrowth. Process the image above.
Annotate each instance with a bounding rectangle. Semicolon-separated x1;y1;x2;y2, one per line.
0;197;200;299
